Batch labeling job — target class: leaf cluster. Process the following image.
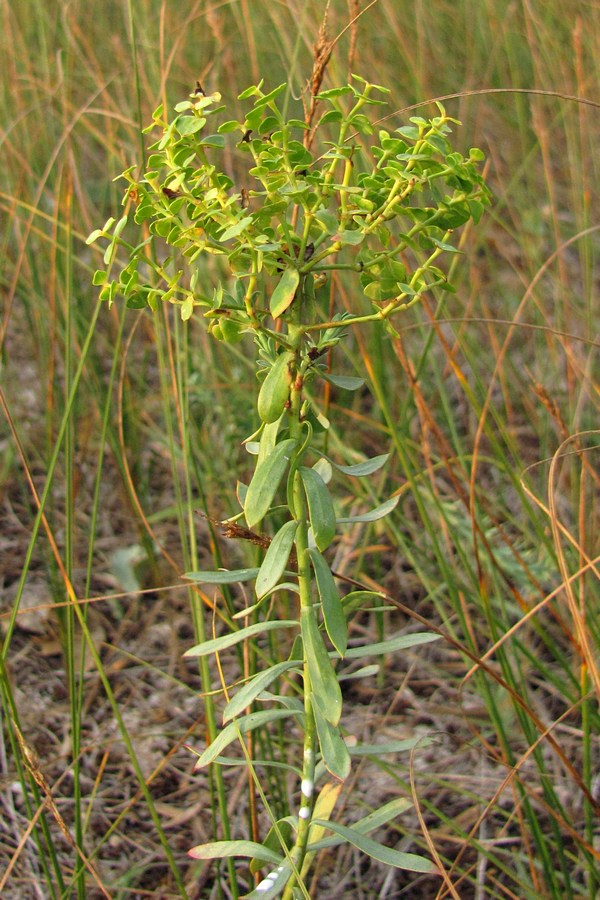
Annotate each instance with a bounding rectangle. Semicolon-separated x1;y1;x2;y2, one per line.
88;75;490;339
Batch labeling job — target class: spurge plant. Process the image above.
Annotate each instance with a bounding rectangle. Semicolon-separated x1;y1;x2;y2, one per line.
89;75;490;898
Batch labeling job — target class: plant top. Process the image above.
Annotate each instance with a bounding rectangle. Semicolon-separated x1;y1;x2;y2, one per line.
89;75;490;352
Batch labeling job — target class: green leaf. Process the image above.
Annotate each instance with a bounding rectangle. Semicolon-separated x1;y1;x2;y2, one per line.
308;797;413;851
257;350;294;424
238;81;264;100
308;462;330;491
336;494;399;524
194;709;301;768
312;694;351;781
321;373;365;391
310;820;435;872
334;453;389;477
338;663;379;682
250;819;295;875
270;267;299;318
301;608;342;725
300;467;336;551
336;229;365;246
183;568;260;584
349;737;435;756
189;840;282;864
86;229;104;245
308;548;346;656
245;439;297;527
244;862;292;899
316;86;354;99
341;590;385;614
180;295;194;321
183;620;298;658
200;133;225;149
218;119;243;133
430;236;461;253
176;115;205;136
342;632;439;659
223;660;300;723
314;208;339;234
255;520;298;598
318;109;343;125
220;215;253;241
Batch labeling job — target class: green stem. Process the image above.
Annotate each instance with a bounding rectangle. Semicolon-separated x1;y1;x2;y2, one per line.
281;325;317;900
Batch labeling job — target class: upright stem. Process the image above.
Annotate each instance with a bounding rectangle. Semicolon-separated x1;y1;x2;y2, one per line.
282;321;318;898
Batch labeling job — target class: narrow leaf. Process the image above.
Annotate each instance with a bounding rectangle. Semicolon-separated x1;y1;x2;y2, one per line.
341;590;385;614
251;819;295;875
321;373;365;391
244;862;292;899
300;467;336;551
256;520;298;598
312;694;351;781
349;737;435;756
223;660;299;723
308;549;346;656
333;453;389;477
337;494;399;524
311;820;435;873
184;567;259;584
309;797;413;852
312;457;333;483
301;609;342;726
342;632;439;660
270;267;299;318
245;439;297;527
338;664;379;682
258;419;281;466
194;709;301;768
184;620;298;658
189;840;282;865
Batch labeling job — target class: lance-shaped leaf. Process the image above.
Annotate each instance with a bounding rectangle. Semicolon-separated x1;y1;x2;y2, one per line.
321;373;365;391
308;548;346;656
250;818;295;875
348;736;435;756
341;590;385;614
270;266;299;318
332;453;389;477
310;820;436;873
183;567;259;584
184;619;298;658
245;439;297;527
244;862;292;899
341;631;439;660
255;520;298;598
336;494;399;524
194;708;302;768
223;660;300;723
312;693;351;782
308;797;413;852
300;466;336;551
189;840;282;865
301;608;342;726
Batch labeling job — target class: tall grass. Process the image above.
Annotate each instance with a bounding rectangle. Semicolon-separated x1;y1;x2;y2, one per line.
1;1;598;897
